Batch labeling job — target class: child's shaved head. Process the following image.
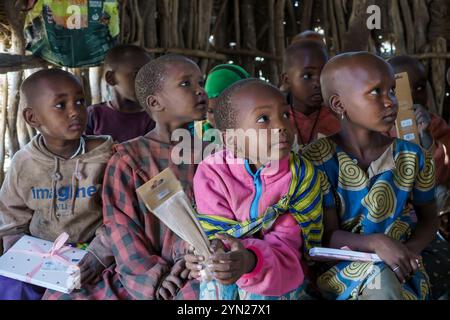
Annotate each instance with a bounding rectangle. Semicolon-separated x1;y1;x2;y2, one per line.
291;30;325;46
321;52;392;107
283;40;328;72
20;68;81;108
135;54;196;109
104;44;151;71
214;78;279;131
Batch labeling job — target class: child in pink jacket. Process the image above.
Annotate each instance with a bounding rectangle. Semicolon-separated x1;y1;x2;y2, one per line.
186;79;334;300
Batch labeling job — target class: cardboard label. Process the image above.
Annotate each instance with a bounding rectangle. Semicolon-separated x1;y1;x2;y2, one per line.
395;72;420;145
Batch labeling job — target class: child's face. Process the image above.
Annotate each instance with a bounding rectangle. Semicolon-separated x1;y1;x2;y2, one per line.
399;64;428;107
112;52;151;102
26;76;87;141
228;85;294;166
157;60;208;125
339;59;398;133
284;50;326;110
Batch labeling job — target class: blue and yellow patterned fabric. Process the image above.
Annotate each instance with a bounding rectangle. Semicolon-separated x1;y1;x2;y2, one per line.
302;137;435;300
197;152;334;252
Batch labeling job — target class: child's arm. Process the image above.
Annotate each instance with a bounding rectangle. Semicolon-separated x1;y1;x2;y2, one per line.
406;148;439;254
324;212;421;283
0;162;33;252
406;202;438;254
101;153;172;299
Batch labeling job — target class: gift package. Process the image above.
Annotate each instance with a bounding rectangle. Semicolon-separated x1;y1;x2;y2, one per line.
0;233;86;293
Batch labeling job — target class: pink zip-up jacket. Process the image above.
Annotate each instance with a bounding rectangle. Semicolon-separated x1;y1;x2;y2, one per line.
194;149;304;296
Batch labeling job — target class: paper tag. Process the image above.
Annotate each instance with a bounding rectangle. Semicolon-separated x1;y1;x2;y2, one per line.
136;168;183;210
403;133;416;141
400;119;413;128
395;72;420;145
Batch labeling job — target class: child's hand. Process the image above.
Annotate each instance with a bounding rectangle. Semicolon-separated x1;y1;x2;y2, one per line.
371;234;421;283
414;104;433;149
78;251;105;285
157;259;186;300
207;234;256;285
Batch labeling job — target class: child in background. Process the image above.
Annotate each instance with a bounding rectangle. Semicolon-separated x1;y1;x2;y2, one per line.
0;69;114;299
281;40;340;150
45;54;208;300
187;63;249;143
290;30;326;46
303;52;437;300
85;45;155;142
388;55;450;300
186;79;334;300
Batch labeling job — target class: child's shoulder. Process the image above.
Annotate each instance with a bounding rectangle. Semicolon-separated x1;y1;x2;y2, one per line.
84;135;114;153
301;136;336;165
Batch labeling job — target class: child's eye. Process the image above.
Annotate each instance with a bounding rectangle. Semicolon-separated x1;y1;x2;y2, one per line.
75;99;85;106
283;112;290;119
257;115;269;123
416;86;424;91
302;73;312;80
370;88;381;96
55;102;65;109
180;80;190;87
389;87;396;95
199;80;205;87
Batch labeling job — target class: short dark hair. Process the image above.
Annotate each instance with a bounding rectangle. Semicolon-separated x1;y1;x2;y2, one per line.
20;68;81;107
214;78;278;131
283;40;328;72
104;44;151;70
135;54;195;109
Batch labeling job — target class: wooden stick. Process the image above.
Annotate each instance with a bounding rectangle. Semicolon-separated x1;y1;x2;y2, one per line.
234;0;241;49
0;74;8;185
399;0;415;53
274;0;286;75
0;53;50;74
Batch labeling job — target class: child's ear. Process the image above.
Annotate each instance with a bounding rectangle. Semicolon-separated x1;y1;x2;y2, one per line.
329;94;344;118
146;95;164;113
23;107;40;128
105;70;117;86
280;72;290;92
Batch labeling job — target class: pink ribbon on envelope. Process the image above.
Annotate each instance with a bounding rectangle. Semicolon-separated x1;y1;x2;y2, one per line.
9;232;75;283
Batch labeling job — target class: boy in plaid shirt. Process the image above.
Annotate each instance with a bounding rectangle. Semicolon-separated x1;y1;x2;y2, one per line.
45;54;208;300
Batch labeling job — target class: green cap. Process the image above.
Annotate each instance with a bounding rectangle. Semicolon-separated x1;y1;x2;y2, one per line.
205;64;250;99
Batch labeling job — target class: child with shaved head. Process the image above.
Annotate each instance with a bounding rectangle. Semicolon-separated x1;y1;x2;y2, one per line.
303;52;438;300
85;45;155;142
185;79;335;300
0;69;114;299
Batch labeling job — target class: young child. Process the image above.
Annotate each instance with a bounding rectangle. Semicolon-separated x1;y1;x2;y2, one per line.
44;54;208;300
290;30;326;46
204;63;250;128
187;63;249;143
0;69;114;300
185;79;335;300
85;45;155;142
281;40;340;150
388;55;450;300
303;52;438;300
